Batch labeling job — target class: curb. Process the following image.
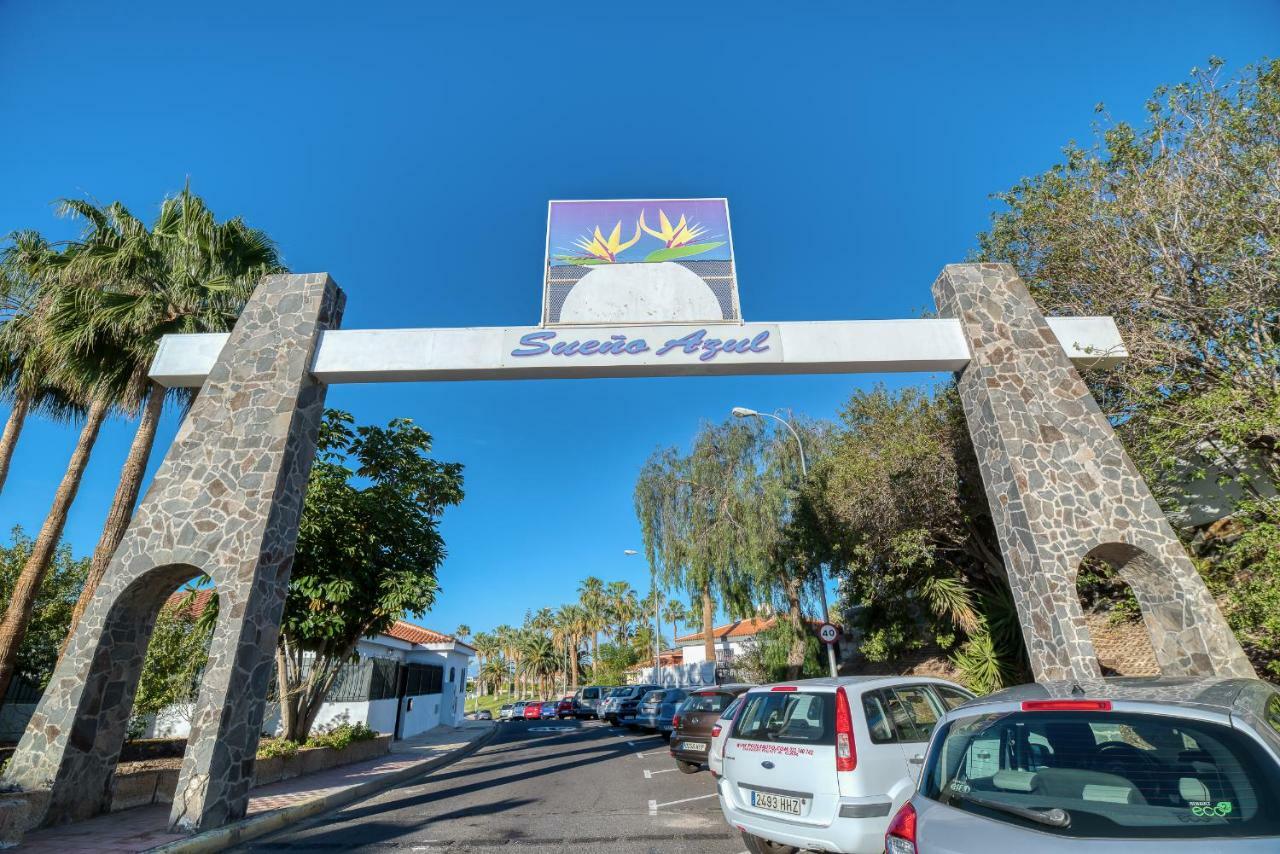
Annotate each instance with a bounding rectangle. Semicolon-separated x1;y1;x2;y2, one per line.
147;725;499;853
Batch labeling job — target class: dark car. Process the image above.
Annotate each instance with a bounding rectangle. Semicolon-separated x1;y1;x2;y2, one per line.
556;698;580;719
636;688;689;736
605;684;661;726
670;684;752;773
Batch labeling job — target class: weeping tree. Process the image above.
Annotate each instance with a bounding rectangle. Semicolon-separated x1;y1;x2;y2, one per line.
635;417;814;670
276;409;463;741
806;385;1024;693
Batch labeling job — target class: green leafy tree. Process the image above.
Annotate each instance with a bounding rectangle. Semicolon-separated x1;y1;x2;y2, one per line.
276;409;464;741
130;589;214;737
807;385;1025;690
592;640;638;687
577;577;608;674
975;57;1280;674
0;526;86;690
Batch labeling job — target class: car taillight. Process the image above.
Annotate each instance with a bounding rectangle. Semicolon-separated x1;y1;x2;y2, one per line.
771;685;798;692
1021;699;1112;712
711;724;721;738
672;713;681;729
885;802;917;854
835;686;856;772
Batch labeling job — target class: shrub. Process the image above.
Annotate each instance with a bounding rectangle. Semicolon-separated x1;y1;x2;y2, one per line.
305;721;379;751
256;738;299;759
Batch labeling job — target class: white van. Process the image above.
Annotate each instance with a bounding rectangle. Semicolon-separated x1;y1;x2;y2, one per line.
718;676;974;854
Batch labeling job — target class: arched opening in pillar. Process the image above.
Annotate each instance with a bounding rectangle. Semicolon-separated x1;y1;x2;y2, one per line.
68;563;213;819
1076;542;1220;677
1075;551;1160;676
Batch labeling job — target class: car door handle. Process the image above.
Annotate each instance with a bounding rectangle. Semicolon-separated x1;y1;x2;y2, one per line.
908;754;924;765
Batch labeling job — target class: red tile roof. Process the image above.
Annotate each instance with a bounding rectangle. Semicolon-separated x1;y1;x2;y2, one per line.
162;590;467;651
674;616;824;644
384;621;457;645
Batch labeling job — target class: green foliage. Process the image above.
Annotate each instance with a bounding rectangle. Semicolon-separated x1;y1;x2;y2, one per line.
643;241;725;262
130;590;213;736
305;721;378;750
808;385;1026;687
592;641;638;686
1197;499;1280;677
256;738;299;760
737;621;826;684
0;526;87;688
277;408;464;741
976;58;1280;673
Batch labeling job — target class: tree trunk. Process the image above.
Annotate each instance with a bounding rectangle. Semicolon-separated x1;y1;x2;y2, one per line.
0;392;31;495
63;382;166;652
276;643;299;740
0;398;108;702
591;633;599;680
784;576;807;680
702;587;716;663
569;638;579;692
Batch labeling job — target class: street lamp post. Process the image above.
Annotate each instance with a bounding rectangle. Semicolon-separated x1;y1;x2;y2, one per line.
732;406;838;678
625;549;661;684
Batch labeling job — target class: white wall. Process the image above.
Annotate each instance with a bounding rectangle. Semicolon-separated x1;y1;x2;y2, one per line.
680;640;745;664
397;692;440;738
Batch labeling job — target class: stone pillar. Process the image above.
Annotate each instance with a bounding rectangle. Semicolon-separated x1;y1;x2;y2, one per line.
1;274;344;832
933;263;1252;682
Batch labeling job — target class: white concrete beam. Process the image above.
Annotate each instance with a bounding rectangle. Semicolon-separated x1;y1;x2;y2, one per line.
147;317;1126;388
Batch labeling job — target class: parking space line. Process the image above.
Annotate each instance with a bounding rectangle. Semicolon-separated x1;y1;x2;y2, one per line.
634;750;666;758
643;768;676;779
648;792;718;815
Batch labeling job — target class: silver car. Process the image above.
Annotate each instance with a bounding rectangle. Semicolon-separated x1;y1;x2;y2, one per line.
891;677;1280;853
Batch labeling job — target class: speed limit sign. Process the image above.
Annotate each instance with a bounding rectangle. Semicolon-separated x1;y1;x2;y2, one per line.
818;623;839;644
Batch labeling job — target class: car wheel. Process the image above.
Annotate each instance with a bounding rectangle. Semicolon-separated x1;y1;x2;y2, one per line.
740;831;798;854
676;760;700;774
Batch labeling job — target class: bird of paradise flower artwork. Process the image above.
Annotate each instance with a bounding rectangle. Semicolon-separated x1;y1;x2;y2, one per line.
550;198;730;266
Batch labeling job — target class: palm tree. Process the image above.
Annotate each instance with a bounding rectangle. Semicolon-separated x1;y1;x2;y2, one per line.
493;624;519;696
51;189;283;643
578;576;607;675
607;581;638;644
472;631;500;697
0;237;79;493
454;624;471;641
520;633;559;698
662;598;688;639
479;657;510;697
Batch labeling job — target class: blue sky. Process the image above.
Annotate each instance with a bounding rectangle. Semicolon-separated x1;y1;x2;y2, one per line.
1;1;1276;642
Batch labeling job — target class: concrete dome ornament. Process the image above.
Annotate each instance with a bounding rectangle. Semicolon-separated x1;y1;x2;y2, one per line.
559;261;723;324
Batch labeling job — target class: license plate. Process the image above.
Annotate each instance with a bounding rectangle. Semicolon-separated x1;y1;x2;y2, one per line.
680;741;707;752
751;790;803;816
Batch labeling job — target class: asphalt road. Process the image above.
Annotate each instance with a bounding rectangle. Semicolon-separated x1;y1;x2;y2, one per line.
235;718;744;853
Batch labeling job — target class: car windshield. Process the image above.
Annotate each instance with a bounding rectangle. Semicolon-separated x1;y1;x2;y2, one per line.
733;691;834;745
683;692;733;713
608;688;632;698
923;710;1280;839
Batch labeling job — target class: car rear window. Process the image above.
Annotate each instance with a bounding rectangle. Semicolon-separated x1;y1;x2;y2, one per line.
581;688;600;699
733;691;834;746
683;692;733;713
923;710;1280;839
646;691;667;702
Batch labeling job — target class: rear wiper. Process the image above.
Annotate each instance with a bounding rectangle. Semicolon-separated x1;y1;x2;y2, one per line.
954;791;1071;828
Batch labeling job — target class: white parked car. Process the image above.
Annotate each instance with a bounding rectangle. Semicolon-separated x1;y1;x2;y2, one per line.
717;676;974;854
708;695;745;778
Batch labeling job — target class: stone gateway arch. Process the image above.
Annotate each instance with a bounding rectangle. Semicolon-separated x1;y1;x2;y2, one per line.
1;263;1251;833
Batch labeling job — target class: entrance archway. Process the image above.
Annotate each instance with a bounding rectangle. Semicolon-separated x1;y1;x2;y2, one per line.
2;263;1253;833
1074;551;1160;676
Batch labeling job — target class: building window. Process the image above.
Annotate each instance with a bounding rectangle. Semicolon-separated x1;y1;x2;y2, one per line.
449;667;456;683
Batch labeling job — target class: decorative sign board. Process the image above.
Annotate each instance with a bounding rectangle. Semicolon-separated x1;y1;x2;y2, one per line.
543;198;738;327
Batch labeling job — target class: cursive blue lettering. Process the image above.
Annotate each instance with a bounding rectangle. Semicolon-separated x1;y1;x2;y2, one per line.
511;331;554;357
579;340;600;355
749;330;770;352
625;339;649;354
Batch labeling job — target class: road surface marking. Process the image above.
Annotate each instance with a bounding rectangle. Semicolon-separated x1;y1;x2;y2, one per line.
644;768;676;779
634;750;667;758
649;792;718;814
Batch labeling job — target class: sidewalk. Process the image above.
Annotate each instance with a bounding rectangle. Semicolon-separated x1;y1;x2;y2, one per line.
18;721;496;853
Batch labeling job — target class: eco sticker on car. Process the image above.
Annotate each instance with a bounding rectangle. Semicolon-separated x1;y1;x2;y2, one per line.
1189;801;1234;818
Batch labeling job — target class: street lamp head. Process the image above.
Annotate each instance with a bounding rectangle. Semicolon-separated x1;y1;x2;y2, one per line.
623;549;639;556
731;406;758;419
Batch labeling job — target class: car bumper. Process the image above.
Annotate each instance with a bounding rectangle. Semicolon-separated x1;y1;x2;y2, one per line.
669;736;710;763
717;778;889;854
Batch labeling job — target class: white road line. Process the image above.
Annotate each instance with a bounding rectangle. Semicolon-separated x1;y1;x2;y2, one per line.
634;750;666;758
643;768;676;779
649;792;718;814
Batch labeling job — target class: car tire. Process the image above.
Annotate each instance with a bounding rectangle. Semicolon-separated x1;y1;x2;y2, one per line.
740;831;798;854
676;760;700;774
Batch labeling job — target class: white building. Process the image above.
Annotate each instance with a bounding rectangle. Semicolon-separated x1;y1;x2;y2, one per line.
147;591;475;740
675;616;798;664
